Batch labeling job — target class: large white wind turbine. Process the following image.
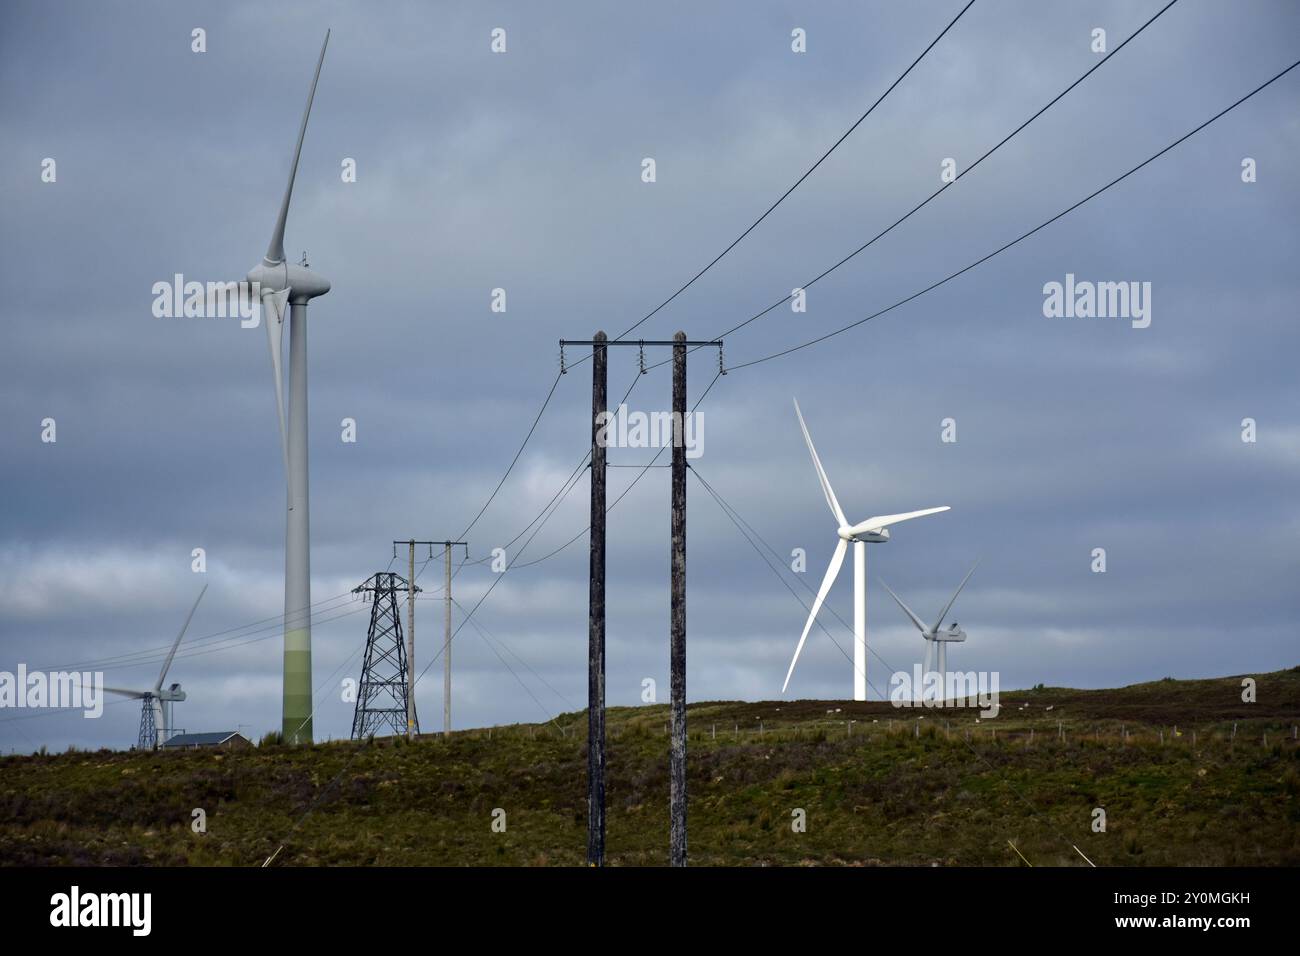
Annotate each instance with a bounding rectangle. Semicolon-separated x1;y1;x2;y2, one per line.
783;399;949;701
881;563;977;701
243;32;332;744
105;584;207;749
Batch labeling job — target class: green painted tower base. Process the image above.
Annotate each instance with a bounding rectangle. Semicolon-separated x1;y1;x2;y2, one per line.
282;637;313;744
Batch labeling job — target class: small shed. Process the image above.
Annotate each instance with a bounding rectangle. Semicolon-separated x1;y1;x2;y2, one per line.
162;731;252;751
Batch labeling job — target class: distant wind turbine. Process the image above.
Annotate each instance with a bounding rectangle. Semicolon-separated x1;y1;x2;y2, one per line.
880;563;977;701
105;584;207;749
783;399;949;701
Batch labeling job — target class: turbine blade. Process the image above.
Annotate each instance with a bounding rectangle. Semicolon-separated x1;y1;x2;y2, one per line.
792;398;847;527
156;584;207;691
265;30;330;264
102;687;148;699
848;506;949;537
931;561;978;634
782;538;848;693
923;638;934;677
262;287;291;477
880;579;928;634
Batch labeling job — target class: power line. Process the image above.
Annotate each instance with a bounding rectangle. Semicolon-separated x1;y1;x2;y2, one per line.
451;597;580;713
454;367;646;570
31;587;365;673
104;604;372;672
33;591;367;675
729;57;1300;370
454;600;571;732
39;547;422;674
0;695;139;726
455;368;565;541
507;369;726;571
713;0;1180;343
647;0;1182;371
411;371;724;691
408;447;590;689
611;0;979;343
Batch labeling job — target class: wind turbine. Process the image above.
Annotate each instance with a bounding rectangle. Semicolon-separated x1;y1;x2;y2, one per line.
783;399;949;701
880;563;977;702
105;584;207;749
244;32;331;744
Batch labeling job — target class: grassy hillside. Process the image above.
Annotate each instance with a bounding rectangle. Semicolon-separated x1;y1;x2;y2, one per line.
2;669;1298;866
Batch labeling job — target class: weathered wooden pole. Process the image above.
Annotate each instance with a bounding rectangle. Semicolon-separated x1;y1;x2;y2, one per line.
407;540;416;740
669;330;688;867
443;540;452;736
587;330;607;866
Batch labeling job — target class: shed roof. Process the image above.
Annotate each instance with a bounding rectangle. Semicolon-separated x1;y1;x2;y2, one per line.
162;731;243;747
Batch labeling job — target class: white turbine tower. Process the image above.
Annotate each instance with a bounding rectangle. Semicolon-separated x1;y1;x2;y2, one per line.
783;399;949;701
105;584;207;749
880;563;977;702
244;32;331;744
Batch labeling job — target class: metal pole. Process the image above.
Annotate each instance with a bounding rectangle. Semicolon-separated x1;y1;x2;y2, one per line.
670;330;687;867
587;330;607;866
282;301;313;744
407;540;416;740
444;541;452;737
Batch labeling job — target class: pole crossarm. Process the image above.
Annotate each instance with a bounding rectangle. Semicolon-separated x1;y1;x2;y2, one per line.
560;339;721;347
391;539;470;559
561;338;726;379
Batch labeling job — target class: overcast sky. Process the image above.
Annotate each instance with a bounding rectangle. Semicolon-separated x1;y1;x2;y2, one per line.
1;0;1297;751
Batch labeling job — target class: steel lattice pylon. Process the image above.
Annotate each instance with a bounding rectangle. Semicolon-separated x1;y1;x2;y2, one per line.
351;572;419;740
136;695;157;750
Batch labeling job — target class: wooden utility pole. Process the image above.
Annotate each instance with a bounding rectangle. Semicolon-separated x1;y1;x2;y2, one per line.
670;330;688;867
587;330;608;866
557;333;720;868
443;541;453;738
393;538;466;740
390;538;426;738
407;540;416;739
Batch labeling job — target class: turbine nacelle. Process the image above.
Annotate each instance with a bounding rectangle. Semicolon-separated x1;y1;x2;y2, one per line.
838;525;888;542
246;260;331;304
932;623;967;643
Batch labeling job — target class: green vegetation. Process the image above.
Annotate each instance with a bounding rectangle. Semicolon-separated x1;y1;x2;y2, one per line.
1;669;1297;866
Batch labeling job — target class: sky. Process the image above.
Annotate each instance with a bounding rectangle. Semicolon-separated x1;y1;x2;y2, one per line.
1;0;1297;752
